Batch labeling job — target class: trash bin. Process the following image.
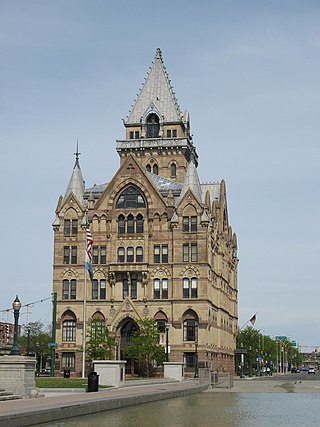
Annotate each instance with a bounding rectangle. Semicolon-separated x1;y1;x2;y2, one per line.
63;370;70;378
87;371;99;392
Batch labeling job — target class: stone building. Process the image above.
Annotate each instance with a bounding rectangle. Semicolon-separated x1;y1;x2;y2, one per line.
52;49;238;376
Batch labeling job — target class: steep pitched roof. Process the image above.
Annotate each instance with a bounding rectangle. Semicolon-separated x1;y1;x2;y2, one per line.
179;157;202;203
125;48;182;124
63;156;85;206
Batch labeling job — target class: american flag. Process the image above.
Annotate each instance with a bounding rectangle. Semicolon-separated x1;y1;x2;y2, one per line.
85;225;94;282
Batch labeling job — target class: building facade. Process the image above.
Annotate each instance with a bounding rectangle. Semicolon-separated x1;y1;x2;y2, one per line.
52;49;238;376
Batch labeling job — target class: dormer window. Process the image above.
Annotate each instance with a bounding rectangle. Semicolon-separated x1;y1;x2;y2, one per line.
116;186;146;209
146;113;159;138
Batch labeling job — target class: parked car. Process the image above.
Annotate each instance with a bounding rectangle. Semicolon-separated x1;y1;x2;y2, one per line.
291;367;300;373
308;367;315;374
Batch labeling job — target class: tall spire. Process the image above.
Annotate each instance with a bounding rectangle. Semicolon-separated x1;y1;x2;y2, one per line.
180;154;202;202
63;142;85;206
125;48;182;124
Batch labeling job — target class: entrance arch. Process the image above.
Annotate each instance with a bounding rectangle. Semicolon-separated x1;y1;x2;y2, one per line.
118;318;139;375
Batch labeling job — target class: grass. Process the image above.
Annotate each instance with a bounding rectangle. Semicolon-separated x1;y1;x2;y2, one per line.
35;377;88;388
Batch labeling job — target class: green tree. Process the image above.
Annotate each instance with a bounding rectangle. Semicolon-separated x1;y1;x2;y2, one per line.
18;321;51;372
125;318;165;377
86;319;115;363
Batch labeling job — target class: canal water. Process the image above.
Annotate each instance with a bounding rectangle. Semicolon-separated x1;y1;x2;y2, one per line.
43;392;319;427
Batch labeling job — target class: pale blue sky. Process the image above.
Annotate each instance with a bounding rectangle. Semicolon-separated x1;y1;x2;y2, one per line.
1;1;319;349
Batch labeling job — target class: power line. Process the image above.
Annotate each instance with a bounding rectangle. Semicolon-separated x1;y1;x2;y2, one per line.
0;296;52;314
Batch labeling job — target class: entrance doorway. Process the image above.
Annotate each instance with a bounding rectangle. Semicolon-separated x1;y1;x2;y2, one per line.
119;319;139;375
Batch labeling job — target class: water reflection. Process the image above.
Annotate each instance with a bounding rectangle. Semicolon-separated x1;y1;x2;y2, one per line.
43;392;320;427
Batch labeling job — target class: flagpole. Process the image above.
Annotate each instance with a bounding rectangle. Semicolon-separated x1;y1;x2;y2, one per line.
82;256;87;378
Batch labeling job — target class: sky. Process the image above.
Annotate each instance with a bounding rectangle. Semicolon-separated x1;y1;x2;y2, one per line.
1;0;319;350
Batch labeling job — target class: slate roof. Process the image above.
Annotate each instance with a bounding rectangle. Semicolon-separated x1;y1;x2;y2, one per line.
63;158;85;205
125;48;183;124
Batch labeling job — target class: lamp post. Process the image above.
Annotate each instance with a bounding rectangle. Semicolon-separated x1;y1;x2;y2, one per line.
240;343;244;378
165;324;169;362
10;295;22;356
26;325;31;356
194;339;198;378
249;346;252;377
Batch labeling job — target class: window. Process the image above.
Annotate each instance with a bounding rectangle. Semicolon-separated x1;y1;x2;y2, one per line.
71;220;78;235
170;163;176;177
100;280;106;299
63;247;70;264
92;280;99;299
136;246;143;263
123;278;129;298
153;164;158;175
153;279;160;299
62;353;75;369
146;164;151;172
135;131;139;139
131;278;137;299
70;279;77;299
183;244;197;262
136;214;144;233
146;113;159;138
184;353;196;368
183;216;197;232
127;247;134;263
62;280;69;299
191;244;198;262
183;244;189;262
122;277;137;299
183;320;198;341
154;245;168;263
118;215;125;234
127;214;134;234
92;246;99;264
154;246;160;263
183;278;197;299
62;279;76;300
172;129;177;137
64;220;70;236
166;129;171;137
153;279;168;299
100;246;106;264
129;131;134;139
71;246;77;264
162;245;168;263
156;320;167;334
118;247;125;263
116;187;146;209
62;320;76;341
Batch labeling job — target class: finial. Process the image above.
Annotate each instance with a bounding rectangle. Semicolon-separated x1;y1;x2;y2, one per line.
74;139;81;168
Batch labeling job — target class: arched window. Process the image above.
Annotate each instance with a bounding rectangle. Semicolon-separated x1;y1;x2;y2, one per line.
146;164;151;172
183;278;198;299
171;163;176;178
118;215;125;234
146;113;160;138
127;247;134;263
136;214;144;233
118;247;125;263
127;214;134;234
153;164;158;175
116;187;146;209
136;246;143;262
62;320;76;341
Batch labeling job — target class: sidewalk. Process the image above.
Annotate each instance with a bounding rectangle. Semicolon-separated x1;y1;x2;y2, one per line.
0;379;206;427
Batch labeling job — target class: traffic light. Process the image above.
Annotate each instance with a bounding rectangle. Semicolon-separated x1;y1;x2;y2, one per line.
5;324;10;335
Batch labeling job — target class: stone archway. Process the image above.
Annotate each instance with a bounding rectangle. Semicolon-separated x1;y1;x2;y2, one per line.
118;318;139;376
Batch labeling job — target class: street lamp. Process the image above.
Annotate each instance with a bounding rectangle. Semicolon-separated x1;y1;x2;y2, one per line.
240;343;244;378
165;324;169;362
26;325;31;356
10;295;22;356
249;346;252;377
194;339;198;378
